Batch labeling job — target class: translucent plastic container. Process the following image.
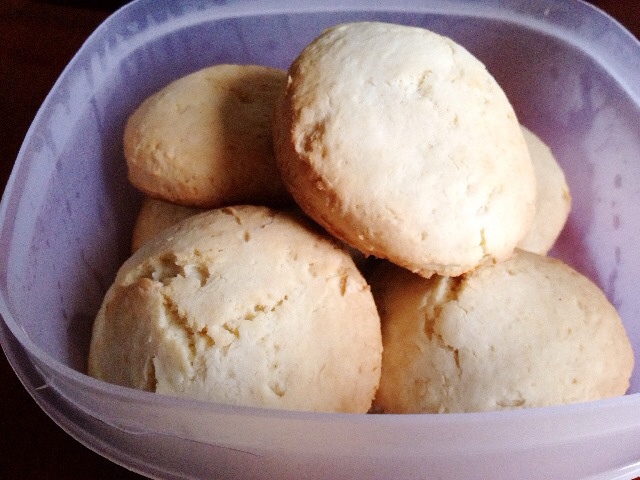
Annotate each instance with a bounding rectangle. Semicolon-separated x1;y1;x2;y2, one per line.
1;1;640;478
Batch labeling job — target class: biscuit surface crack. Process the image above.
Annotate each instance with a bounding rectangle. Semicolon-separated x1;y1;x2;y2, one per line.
243;296;289;321
161;292;215;362
144;357;158;392
134;251;212;288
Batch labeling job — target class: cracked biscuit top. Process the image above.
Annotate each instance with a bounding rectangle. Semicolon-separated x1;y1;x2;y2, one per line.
88;205;382;413
273;22;536;278
369;250;633;413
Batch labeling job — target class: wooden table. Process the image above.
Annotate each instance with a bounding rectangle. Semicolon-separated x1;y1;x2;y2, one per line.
1;1;639;478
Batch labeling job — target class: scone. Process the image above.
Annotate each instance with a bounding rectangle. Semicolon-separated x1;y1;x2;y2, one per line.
88;205;382;413
273;22;536;278
517;126;571;255
371;251;633;413
124;64;291;208
131;197;205;253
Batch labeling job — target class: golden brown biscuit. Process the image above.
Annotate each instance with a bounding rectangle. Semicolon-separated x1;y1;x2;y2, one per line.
89;205;382;413
371;251;633;413
125;64;291;208
274;22;536;278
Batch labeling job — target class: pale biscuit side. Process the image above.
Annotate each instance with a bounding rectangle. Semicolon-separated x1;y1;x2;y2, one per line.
517;126;572;255
131;197;205;253
125;64;291;208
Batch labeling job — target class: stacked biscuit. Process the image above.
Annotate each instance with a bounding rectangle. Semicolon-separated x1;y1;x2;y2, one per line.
88;22;633;414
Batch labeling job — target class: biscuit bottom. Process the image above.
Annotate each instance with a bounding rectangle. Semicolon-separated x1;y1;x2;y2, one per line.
370;250;633;413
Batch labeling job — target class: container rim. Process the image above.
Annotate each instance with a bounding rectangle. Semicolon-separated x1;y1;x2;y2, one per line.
1;0;639;428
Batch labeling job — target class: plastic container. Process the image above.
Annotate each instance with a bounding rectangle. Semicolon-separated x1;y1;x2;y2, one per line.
1;0;640;478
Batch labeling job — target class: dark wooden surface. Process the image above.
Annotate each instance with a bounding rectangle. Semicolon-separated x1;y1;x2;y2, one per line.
1;1;639;478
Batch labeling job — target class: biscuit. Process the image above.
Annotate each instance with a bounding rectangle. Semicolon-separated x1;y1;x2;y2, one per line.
124;64;291;208
517;126;571;254
88;205;382;413
131;197;205;253
371;251;633;413
273;22;536;278
131;196;375;273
